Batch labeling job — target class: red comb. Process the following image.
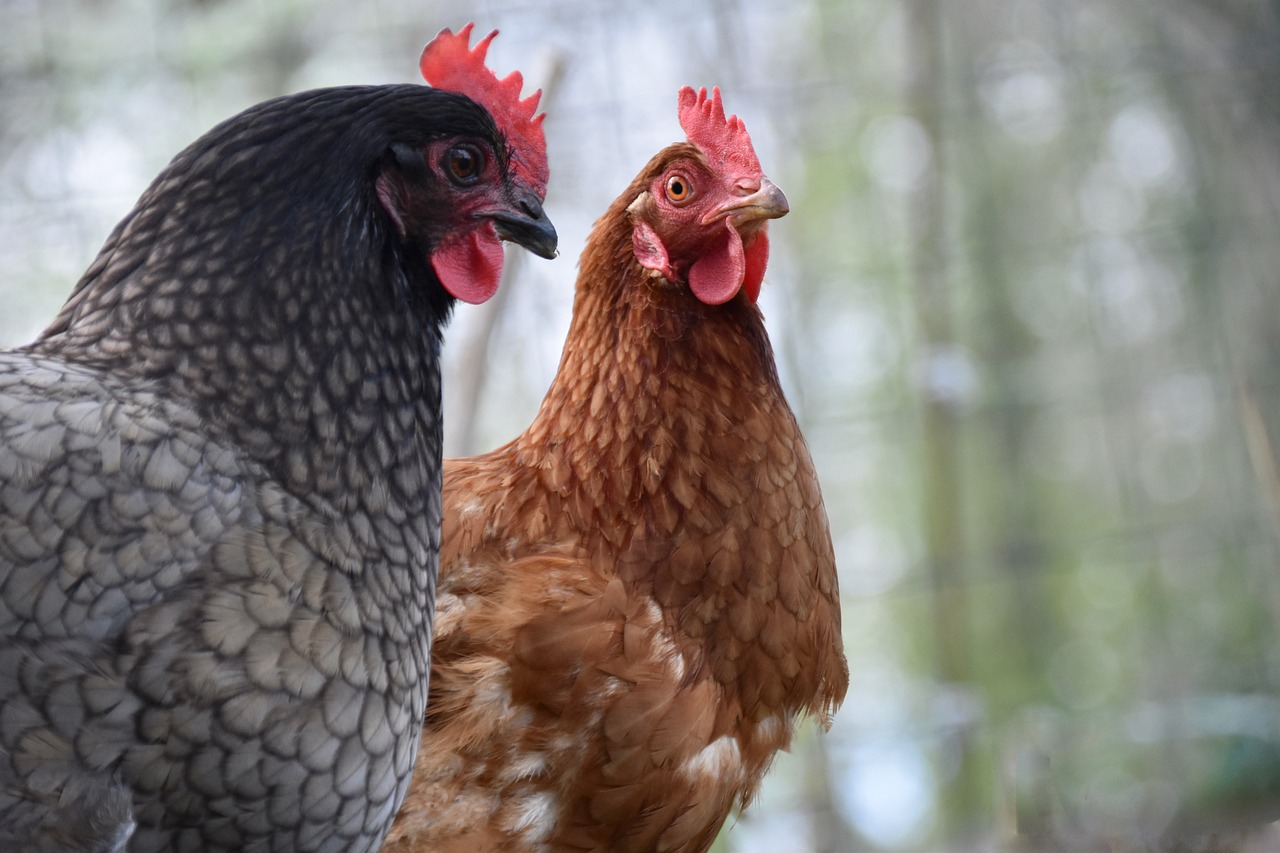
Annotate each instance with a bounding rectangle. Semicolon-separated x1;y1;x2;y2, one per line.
420;24;548;194
677;86;762;178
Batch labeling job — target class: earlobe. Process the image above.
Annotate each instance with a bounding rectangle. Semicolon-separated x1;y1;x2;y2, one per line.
375;173;409;238
377;144;435;240
631;220;672;277
628;195;675;280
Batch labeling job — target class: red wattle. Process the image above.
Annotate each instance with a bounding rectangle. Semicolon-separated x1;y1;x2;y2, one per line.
687;220;745;306
430;224;505;304
742;229;769;303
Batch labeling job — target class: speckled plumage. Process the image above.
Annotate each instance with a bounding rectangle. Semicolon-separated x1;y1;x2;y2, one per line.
385;139;848;851
0;84;548;851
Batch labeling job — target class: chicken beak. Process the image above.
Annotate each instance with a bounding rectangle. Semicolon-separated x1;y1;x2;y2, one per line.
486;193;559;260
704;178;790;226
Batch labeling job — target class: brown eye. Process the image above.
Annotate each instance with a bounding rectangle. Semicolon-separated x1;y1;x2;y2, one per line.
665;174;692;203
446;145;482;184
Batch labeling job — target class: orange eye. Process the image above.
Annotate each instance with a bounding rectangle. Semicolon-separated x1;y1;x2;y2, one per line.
665;174;692;203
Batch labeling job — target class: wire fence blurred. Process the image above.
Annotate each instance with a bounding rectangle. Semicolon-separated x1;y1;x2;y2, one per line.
5;0;1280;849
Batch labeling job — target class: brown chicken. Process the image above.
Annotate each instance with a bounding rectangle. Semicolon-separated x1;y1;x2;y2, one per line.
385;86;848;852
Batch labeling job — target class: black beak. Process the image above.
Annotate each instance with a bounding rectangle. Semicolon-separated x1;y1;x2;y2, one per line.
486;193;559;260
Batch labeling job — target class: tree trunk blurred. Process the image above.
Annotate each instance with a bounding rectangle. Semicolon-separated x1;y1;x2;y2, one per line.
903;0;983;839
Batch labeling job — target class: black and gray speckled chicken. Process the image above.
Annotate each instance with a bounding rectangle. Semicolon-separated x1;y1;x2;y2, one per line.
0;25;555;852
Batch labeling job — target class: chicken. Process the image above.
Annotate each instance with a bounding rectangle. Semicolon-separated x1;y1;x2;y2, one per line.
0;25;555;852
384;86;848;852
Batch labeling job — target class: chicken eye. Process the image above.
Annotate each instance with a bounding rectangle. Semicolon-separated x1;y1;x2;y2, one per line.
446;145;483;184
665;174;692;203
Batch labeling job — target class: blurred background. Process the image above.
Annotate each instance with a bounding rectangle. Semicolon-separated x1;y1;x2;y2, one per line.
4;0;1280;849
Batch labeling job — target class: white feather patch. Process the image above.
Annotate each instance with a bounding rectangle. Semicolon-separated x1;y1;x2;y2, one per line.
507;790;557;842
457;498;486;518
682;735;742;782
499;750;548;783
643;598;687;681
754;714;788;745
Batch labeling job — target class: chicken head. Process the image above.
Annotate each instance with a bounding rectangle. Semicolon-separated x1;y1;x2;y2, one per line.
626;86;788;305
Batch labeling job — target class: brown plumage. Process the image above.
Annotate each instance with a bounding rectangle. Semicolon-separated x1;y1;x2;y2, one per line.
385;87;847;852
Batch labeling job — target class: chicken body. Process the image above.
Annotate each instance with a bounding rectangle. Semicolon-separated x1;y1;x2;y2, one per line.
0;82;554;852
387;95;847;852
